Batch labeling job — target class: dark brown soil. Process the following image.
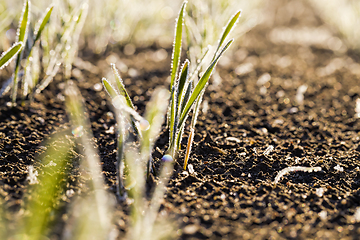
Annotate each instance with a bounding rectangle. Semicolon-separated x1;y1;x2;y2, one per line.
1;0;360;239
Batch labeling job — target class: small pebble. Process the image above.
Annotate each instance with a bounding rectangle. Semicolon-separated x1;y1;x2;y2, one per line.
316;187;325;197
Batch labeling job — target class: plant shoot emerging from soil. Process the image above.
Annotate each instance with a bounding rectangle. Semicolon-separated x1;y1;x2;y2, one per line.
168;2;241;170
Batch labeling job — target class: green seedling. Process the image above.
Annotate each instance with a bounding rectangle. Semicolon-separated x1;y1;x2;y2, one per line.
102;64;148;200
168;2;241;170
103;75;171;237
0;0;88;105
3;0;54;105
11;0;30;105
0;133;71;239
33;2;88;98
121;88;171;240
20;136;71;240
102;66;169;200
64;82;113;240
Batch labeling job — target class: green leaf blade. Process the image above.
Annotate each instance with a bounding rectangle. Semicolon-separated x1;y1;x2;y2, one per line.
214;10;241;58
111;63;135;109
178;39;233;129
0;42;23;70
34;5;54;42
169;1;187;155
170;1;187;88
102;78;118;99
17;0;30;43
177;59;189;105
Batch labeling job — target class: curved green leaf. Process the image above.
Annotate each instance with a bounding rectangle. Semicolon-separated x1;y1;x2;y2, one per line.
213;10;241;59
34;5;54;42
0;42;23;70
177;59;189;106
178;39;233;129
111;63;135;109
170;1;187;87
102;78;117;99
17;0;30;43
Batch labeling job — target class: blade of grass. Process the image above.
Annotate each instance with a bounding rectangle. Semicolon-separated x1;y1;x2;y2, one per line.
34;5;54;42
65;82;111;232
64;2;88;79
170;1;187;87
111;63;135;109
103;73;141;136
0;42;23;70
16;0;30;44
183;90;203;170
177;60;190;110
169;1;187;156
188;47;210;82
170;60;189;154
33;2;87;98
175;80;192;151
22;5;53;100
140;88;169;177
212;10;241;60
21;134;71;239
102;78;118;98
12;0;30;105
178;39;233;130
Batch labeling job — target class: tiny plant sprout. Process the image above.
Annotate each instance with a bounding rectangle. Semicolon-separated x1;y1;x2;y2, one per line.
1;0;55;105
103;63;169;200
167;1;241;170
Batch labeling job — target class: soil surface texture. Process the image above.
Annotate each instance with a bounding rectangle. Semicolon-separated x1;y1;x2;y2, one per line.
1;0;360;239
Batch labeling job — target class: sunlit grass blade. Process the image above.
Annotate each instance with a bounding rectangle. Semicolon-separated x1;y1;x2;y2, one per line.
64;2;88;79
175;80;192;151
179;80;192;117
20;134;71;240
16;0;30;43
169;1;187;155
64;82;113;239
183;91;203;170
177;60;190;108
34;5;54;42
170;60;189;154
22;5;53;100
188;47;210;82
103;68;141;136
12;0;30;104
111;63;135;109
140;88;169;176
170;1;187;87
178;39;233;130
0;42;23;70
213;10;241;59
102;78;118;98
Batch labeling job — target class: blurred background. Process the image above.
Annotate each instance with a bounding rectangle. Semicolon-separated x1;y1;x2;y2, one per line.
0;0;359;92
1;0;359;55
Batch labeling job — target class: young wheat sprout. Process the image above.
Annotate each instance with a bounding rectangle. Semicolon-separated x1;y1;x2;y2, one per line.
273;166;322;184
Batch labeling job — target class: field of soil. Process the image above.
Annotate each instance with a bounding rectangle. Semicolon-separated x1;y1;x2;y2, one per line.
1;0;360;239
